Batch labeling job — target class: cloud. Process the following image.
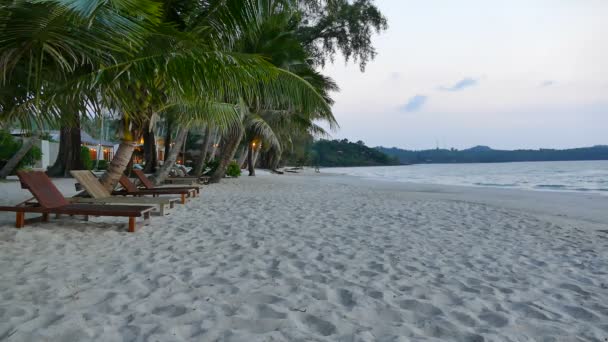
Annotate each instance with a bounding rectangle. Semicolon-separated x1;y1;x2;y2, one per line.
540;80;556;87
388;72;401;82
401;95;428;112
439;77;478;91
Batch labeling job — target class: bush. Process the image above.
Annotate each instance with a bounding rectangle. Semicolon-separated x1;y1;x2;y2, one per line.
0;130;42;172
81;146;93;170
225;160;241;177
204;159;220;175
95;159;109;170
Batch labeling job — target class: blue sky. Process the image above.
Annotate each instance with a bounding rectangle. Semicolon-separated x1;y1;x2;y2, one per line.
322;0;608;150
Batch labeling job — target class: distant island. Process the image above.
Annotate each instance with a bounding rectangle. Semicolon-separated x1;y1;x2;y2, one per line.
377;145;608;165
279;139;608;167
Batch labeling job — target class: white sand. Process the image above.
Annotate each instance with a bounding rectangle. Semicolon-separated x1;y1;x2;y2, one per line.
0;172;607;341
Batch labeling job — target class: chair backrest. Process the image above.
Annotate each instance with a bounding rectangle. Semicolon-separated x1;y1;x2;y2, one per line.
119;175;139;193
70;171;111;199
133;170;155;189
17;171;69;208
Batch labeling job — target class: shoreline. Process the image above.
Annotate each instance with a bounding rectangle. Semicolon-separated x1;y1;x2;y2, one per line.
0;172;606;340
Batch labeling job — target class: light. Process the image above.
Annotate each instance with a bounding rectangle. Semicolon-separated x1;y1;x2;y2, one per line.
252;142;256;148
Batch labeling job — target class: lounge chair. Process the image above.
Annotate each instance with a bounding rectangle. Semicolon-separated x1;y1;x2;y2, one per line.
70;171;180;216
132;170;201;195
164;175;210;185
0;171;153;232
115;175;194;204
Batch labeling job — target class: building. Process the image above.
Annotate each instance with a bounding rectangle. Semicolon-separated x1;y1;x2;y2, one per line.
10;129;118;169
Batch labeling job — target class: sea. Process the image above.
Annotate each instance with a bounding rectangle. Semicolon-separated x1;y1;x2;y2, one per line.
323;160;608;195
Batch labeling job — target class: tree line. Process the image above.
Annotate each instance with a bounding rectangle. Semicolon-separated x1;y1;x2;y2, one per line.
280;138;400;167
377;145;608;164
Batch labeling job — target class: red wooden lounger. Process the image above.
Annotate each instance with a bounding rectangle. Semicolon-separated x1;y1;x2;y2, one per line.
0;171;154;232
132;170;201;195
114;176;194;204
165;175;210;185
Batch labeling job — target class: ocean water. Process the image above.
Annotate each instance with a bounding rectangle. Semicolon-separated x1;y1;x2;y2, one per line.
323;161;608;195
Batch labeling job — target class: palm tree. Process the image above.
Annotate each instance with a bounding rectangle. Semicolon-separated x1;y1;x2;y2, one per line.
1;0;335;189
225;2;339;177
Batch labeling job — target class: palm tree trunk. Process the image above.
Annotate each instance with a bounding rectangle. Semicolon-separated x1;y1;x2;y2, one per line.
247;144;255;176
210;127;243;183
209;133;220;160
164;118;173;161
0;133;39;179
47;125;84;177
252;148;260;168
142;129;157;173
237;145;248;168
99;139;136;191
152;127;188;185
193;125;212;177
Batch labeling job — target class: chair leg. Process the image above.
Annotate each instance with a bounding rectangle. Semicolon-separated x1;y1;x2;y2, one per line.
180;193;186;204
128;217;136;233
159;205;165;216
42;213;49;222
16;212;25;228
143;211;151;225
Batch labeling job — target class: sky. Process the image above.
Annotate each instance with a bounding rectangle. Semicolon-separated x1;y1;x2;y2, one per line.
320;0;608;150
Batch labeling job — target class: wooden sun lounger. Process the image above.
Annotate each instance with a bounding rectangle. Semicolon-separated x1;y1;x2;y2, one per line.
0;171;153;232
70;171;180;216
164;176;210;185
133;170;201;195
115;176;194;204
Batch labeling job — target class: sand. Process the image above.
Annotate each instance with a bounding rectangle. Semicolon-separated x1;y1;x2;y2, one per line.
0;171;607;341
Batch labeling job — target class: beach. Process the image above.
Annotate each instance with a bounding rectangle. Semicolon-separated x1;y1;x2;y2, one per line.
0;171;607;341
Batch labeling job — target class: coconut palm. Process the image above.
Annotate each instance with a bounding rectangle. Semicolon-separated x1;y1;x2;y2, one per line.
220;2;338;177
0;0;332;188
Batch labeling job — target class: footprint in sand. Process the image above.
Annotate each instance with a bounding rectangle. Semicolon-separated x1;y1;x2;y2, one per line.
152;304;188;317
478;310;509;328
510;302;551;321
365;289;384;300
302;314;337;336
256;304;287;319
398;299;443;316
562;305;599;322
449;310;478;327
336;289;356;308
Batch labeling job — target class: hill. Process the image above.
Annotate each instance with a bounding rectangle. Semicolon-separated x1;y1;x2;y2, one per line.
377;146;608;164
312;139;400;167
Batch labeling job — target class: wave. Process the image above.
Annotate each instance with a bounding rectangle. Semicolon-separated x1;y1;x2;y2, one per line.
473;182;518;187
535;184;567;189
325;162;608;195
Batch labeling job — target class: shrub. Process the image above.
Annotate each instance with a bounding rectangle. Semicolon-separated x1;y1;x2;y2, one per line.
0;130;43;172
204;159;220;175
95;159;109;170
81;146;93;170
225;160;241;177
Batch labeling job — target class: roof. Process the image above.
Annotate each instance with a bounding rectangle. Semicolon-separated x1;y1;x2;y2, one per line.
79;130;116;147
10;129;117;147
